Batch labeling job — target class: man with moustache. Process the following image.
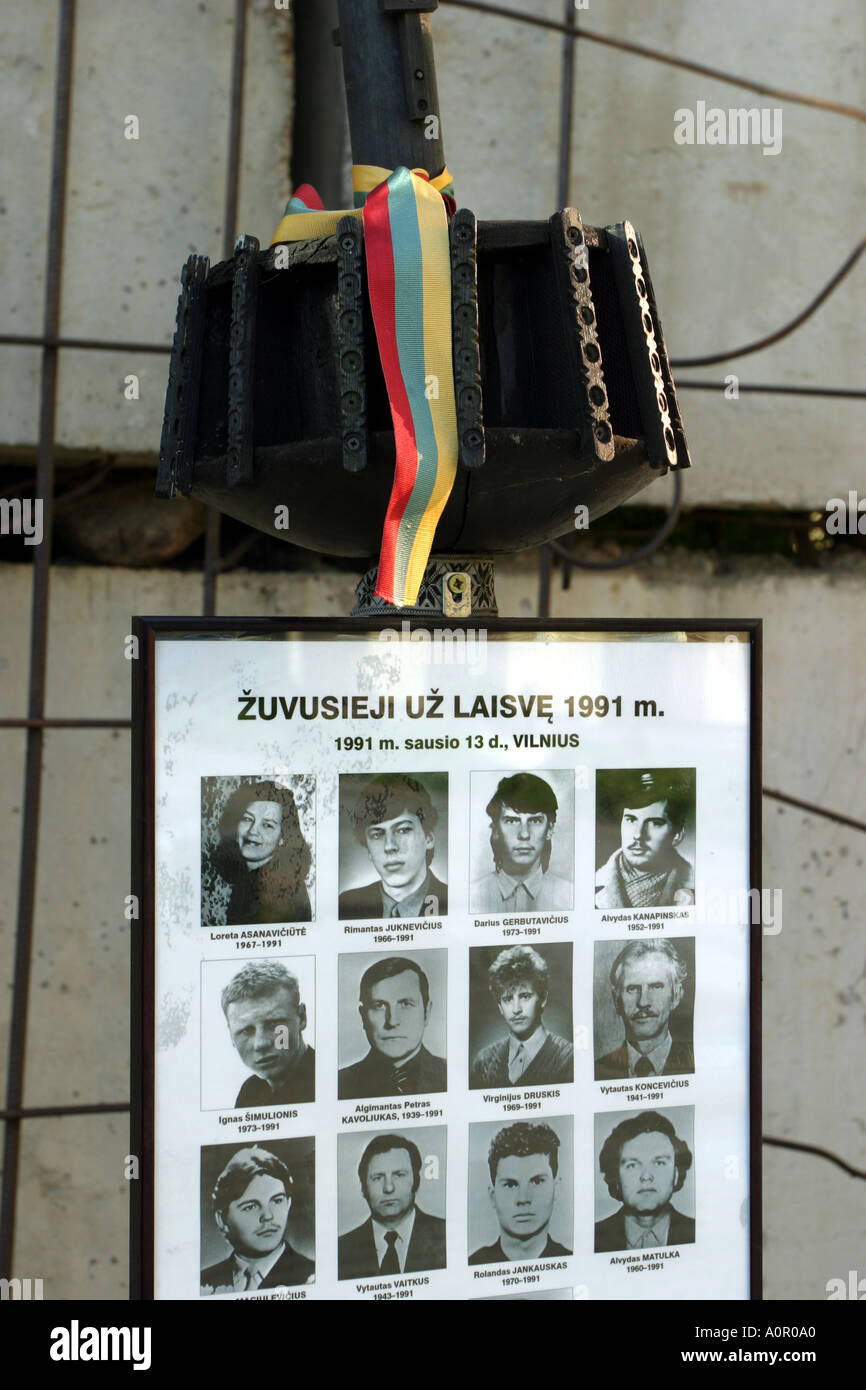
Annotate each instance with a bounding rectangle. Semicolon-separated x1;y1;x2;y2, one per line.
470;945;573;1089
338;956;447;1099
595;940;694;1081
201;1146;314;1293
472;773;572;913
595;1111;695;1252
596;771;695;910
469;1121;572;1265
339;774;447;919
338;1133;447;1279
221;962;315;1106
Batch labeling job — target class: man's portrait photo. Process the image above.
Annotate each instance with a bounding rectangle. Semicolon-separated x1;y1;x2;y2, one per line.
595;769;696;910
201;956;316;1110
471;770;574;914
200;1140;315;1295
201;774;315;926
337;1127;447;1280
469;943;574;1089
338;772;448;920
594;939;695;1082
594;1107;696;1253
468;1118;573;1265
338;950;447;1100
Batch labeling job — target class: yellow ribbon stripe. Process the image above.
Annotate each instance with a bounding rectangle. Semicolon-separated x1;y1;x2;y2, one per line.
402;175;459;603
270;165;454;245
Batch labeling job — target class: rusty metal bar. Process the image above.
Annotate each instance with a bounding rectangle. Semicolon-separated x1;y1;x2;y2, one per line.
202;511;222;617
536;540;552;620
0;718;132;729
762;787;866;835
1;335;860;398
203;0;249;617
0;333;171;353
557;0;576;207
675;381;866;400
222;0;248;267
0;1102;131;1121
0;0;76;1279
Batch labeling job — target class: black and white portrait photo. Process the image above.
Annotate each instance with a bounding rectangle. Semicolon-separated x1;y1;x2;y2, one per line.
201;956;315;1110
468;1118;573;1265
200;1140;315;1295
337;1126;447;1280
201;775;315;926
338;949;447;1100
470;770;574;914
594;1107;696;1254
469;943;573;1089
338;772;448;920
594;938;695;1082
595;769;696;910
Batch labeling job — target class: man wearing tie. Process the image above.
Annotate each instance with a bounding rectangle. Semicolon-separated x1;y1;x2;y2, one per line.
470;945;573;1089
594;940;694;1081
339;774;448;919
338;1133;447;1279
200;1146;315;1294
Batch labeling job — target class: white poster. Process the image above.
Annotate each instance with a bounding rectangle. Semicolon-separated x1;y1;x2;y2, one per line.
144;623;757;1301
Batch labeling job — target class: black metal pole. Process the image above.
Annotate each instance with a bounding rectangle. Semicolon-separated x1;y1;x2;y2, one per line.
291;0;349;207
336;0;446;176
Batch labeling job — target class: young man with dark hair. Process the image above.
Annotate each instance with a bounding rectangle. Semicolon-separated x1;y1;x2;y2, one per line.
469;1121;572;1265
595;1111;695;1252
201;1146;314;1294
339;774;447;919
596;771;695;909
472;773;571;913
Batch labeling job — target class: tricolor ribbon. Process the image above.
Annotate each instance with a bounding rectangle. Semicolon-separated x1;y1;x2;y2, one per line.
271;165;458;607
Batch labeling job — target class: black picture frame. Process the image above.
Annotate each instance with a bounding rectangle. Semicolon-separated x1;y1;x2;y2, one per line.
131;616;762;1301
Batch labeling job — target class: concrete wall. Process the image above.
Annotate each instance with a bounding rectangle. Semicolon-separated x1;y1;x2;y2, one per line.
0;551;864;1298
1;1;864;504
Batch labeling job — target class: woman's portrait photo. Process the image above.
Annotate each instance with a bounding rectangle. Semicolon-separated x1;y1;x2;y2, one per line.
201;775;315;927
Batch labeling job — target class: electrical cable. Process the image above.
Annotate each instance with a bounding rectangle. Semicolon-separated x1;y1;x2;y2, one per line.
442;3;866;380
676;381;866;400
672;232;866;368
763;1135;866;1182
763;788;866;835
547;469;683;571
441;0;866;125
